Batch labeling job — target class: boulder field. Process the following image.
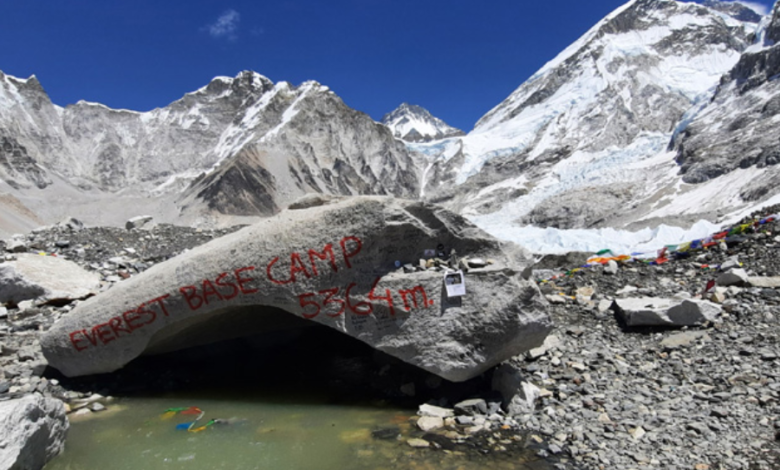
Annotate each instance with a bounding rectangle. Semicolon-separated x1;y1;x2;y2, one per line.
40;196;552;381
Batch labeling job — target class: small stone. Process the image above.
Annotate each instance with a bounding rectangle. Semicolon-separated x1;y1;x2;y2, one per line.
407;438;430;448
629;426;646;441
710;291;726;304
686;422;708;435
711;408;729;419
456;416;474;425
454;398;488;416
660;331;710;350
615;285;638;296
371;427;400;440
604;260;618;275
527;334;561;359
418;403;454;418
126;215;153;230
89;402;106;412
417;416;444;432
717;268;749;287
720;256;741;272
464;425;484;435
575;286;595;299
545;294;567;304
759;350;778;361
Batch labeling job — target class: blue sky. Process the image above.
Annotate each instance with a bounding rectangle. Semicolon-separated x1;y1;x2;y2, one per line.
0;0;774;131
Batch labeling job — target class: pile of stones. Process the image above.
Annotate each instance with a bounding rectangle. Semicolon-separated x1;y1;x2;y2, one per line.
2;208;780;469
0;219;241;435
512;209;780;469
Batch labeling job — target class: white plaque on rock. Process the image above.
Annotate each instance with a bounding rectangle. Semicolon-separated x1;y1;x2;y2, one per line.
444;270;466;297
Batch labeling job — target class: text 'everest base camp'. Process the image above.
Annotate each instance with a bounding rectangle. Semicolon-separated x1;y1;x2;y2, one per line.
40;196;552;381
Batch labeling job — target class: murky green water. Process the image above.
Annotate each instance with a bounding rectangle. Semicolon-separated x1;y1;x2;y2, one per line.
45;394;550;470
45;328;551;470
47;396;409;470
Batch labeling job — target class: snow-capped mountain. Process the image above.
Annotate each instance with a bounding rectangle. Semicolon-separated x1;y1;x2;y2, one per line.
2;0;780;248
419;0;764;233
0;70;420;233
381;103;464;142
641;1;780;223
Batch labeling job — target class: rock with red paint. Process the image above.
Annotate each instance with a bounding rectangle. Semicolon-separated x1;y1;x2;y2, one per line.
40;196;551;381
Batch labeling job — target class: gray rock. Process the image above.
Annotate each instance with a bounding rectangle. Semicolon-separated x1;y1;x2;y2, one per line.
455;416;474;425
605;260;619;275
41;197;552;381
407;438;430;448
416;416;444;432
125;216;153;231
612;297;721;327
492;363;540;416
717;268;749;287
720;256;741;272
660;331;710;350
418;404;454;418
615;285;638;296
0;254;101;304
598;299;613;313
0;395;68;470
89;402;106;412
5;235;28;254
545;294;567;304
527;334;561;359
748;276;780;288
467;258;488;269
454;398;488;416
57;217;84;232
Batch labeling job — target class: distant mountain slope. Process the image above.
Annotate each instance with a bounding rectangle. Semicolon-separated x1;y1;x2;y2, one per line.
674;1;780;184
2;0;779;242
0;70;420;229
381;103;464;142
641;1;780;222
419;0;761;231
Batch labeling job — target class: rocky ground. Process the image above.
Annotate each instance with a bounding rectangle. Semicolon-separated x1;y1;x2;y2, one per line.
1;210;779;470
520;208;780;470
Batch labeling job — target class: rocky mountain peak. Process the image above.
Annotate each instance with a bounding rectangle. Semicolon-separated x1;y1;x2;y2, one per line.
701;0;763;23
381;102;464;142
197;70;274;99
765;1;780;44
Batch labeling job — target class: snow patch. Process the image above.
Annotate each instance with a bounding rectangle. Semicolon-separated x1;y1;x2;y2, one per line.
475;219;721;255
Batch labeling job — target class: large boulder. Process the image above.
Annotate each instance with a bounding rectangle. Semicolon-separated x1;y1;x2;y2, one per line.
0;395;68;470
612;297;721;327
125;215;153;230
41;196;552;381
0;254;101;305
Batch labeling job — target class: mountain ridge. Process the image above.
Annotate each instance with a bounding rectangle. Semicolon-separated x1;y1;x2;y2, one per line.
381;103;465;142
1;0;779;247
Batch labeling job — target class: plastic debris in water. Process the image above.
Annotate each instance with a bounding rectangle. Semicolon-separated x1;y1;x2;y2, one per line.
161;406;203;420
164;408;236;433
